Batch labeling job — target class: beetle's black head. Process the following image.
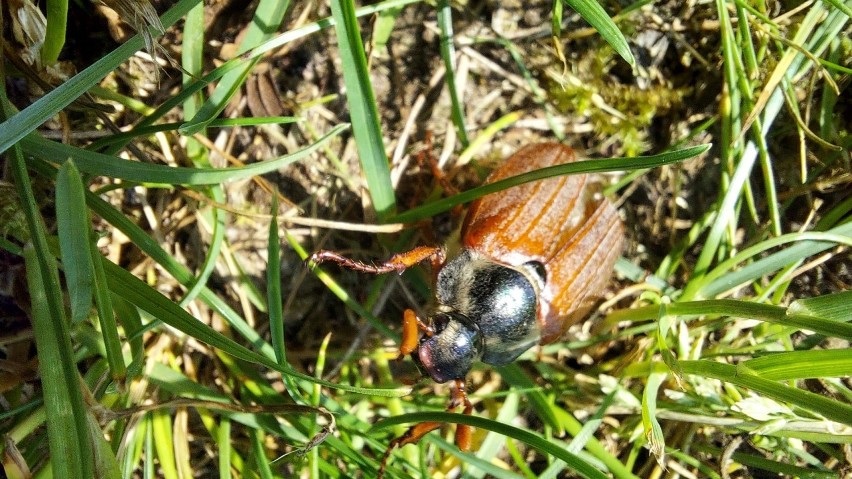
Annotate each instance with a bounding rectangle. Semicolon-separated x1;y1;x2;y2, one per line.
412;311;483;383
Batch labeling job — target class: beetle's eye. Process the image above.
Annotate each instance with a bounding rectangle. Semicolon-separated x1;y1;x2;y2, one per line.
525;261;547;283
430;312;451;334
415;313;481;383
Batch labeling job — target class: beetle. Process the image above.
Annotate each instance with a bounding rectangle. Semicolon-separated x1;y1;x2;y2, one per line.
309;143;624;477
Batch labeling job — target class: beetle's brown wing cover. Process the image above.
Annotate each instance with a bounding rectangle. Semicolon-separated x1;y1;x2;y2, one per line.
461;143;624;344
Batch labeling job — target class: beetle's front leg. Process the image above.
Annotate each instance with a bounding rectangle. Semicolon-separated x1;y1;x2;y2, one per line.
398;309;433;360
307;246;445;275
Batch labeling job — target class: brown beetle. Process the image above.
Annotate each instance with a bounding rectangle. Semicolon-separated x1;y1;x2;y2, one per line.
309;143;624;477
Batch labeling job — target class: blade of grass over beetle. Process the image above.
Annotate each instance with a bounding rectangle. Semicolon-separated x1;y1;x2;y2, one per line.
391;144;710;223
332;0;395;221
0;0;199;154
20;124;348;185
432;435;526;479
469;392;522;479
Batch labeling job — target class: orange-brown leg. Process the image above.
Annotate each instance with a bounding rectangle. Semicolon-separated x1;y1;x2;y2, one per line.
308;246;445;275
415;130;460;198
377;420;442;479
450;379;474;452
397;309;433;360
413;130;467;221
377;379;474;478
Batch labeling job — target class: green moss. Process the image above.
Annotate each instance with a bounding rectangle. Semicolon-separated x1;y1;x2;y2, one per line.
548;48;688;156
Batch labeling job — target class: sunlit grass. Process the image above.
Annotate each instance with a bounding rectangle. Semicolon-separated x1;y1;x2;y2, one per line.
0;0;848;477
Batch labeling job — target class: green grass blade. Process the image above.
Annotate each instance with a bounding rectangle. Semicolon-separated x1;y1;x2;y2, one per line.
267;196;285;364
56;161;127;383
661;300;852;340
218;418;232;479
368;2;403;58
561;0;635;65
24;244;94;478
88;225;128;384
180;0;291;134
7;92;95;474
690;444;838;479
250;428;274;478
21;124;347;185
433;435;526;479
679;361;852;426
375;412;609;479
499;363;561;432
42;0;68;65
113;295;145;380
181;0;206;161
438;0;470;146
55;161;94;324
742;349;852;381
696;221;852;299
102;258;405;397
87;117;300;151
0;0;199;154
787;290;852;321
87;410;122;479
152;409;178;479
641;371;666;464
332;0;395;220
178;189;225;307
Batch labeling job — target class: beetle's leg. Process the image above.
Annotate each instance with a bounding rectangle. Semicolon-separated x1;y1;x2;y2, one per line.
308;246;445;275
451;379;474;451
398;309;433;360
377;379;473;478
415;131;459;198
377;420;442;479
